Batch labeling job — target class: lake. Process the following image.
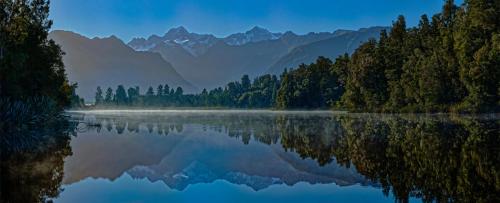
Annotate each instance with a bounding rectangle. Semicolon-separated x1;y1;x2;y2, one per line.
1;110;499;203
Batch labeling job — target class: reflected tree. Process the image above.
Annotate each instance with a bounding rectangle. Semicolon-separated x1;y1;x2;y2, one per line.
71;112;499;202
0;105;75;203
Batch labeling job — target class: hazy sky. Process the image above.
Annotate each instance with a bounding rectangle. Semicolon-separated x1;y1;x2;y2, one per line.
50;0;461;42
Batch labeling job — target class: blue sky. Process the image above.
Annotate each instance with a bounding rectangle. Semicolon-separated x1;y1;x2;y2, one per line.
50;0;460;42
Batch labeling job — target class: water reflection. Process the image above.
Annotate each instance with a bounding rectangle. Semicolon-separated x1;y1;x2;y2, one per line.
66;112;499;202
66;113;369;192
2;111;499;202
0;115;75;203
335;115;499;203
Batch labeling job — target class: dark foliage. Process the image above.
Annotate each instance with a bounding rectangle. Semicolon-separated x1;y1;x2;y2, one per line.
276;0;499;112
276;56;344;109
0;0;76;108
340;0;499;113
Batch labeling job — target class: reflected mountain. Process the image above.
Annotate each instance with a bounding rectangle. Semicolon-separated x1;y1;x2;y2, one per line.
67;111;500;202
66;113;370;191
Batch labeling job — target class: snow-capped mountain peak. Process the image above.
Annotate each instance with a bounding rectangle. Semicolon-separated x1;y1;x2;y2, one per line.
223;26;283;46
127;25;341;55
169;26;188;34
246;26;269;34
128;26;219;56
164;26;190;39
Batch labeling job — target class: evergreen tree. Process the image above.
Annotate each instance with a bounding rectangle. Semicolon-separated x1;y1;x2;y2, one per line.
146;86;155;97
115;85;128;105
95;86;103;105
127;87;139;105
175;87;183;96
163;84;170;96
384;15;408;111
104;87;113;104
146;86;154;105
157;85;163;97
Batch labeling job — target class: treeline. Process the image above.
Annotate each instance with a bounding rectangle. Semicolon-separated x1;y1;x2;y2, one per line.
278;0;499;113
93;0;498;113
94;74;280;108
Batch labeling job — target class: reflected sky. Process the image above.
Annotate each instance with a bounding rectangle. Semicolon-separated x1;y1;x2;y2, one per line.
57;174;410;203
40;110;500;202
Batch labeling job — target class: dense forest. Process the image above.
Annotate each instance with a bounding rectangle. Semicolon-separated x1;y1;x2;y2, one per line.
92;0;498;113
344;0;498;113
278;0;499;113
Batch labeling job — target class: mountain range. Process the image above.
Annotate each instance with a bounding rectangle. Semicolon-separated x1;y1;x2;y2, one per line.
128;26;387;89
50;26;387;101
49;31;196;101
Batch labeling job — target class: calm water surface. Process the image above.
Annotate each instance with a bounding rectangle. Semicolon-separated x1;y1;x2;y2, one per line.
1;110;499;203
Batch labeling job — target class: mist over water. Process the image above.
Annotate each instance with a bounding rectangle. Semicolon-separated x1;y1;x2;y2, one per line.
66;109;344;115
56;110;500;202
3;110;498;202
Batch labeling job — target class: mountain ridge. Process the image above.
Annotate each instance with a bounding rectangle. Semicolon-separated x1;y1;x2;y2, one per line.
267;26;388;75
131;26;387;89
49;30;197;101
50;26;387;95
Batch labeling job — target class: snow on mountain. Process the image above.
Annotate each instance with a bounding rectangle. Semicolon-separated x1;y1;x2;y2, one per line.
127;26;285;56
127;25;358;56
223;26;283;46
126;26;385;89
128;26;218;56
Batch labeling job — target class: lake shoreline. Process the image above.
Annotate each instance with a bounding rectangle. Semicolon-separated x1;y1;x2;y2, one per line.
66;109;347;114
66;108;500;117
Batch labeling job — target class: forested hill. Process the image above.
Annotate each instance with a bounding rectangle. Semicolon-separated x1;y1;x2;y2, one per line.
279;0;499;113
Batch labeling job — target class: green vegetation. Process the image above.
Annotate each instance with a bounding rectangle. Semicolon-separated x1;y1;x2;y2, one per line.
94;74;280;108
279;0;499;113
91;0;498;113
276;56;344;109
80;113;500;202
4;0;496;113
0;0;77;108
279;114;500;202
